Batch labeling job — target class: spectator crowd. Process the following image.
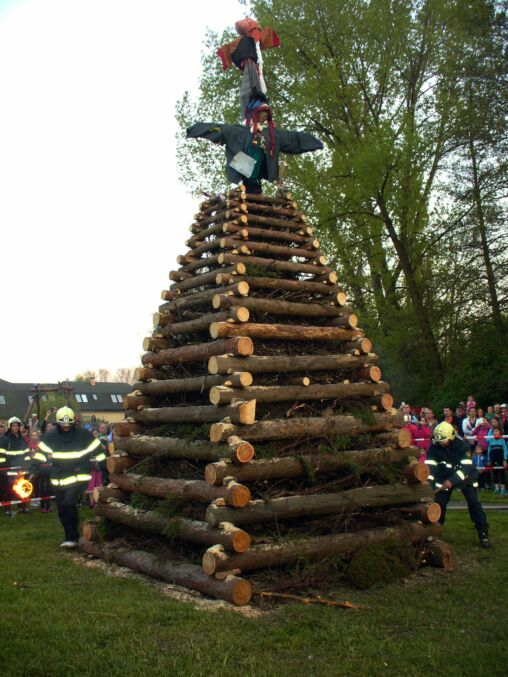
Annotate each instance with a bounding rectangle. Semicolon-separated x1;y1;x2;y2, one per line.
0;409;116;517
402;398;508;496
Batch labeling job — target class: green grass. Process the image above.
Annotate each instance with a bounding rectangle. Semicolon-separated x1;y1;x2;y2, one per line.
449;488;508;504
0;508;507;676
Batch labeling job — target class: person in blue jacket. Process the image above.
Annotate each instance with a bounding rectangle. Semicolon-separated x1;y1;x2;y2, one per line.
487;428;508;496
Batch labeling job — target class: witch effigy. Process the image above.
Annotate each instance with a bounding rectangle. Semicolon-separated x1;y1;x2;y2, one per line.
187;17;323;194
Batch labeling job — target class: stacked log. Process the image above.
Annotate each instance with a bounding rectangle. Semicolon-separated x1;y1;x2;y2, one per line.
82;187;448;606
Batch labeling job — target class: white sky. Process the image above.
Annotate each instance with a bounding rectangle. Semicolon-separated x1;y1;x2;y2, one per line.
0;0;245;383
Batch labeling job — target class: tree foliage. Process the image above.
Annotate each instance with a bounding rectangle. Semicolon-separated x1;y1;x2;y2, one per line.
176;0;508;407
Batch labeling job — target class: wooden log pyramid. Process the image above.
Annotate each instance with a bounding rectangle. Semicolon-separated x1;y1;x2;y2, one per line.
80;185;444;606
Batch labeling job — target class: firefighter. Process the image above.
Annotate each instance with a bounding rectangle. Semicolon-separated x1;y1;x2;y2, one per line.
425;421;491;548
0;417;31;516
39;406;106;548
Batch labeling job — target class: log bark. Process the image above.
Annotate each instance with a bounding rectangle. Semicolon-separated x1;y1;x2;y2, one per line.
160;309;250;337
205;447;419;486
219;237;324;262
215;274;344;298
126;400;256;425
136;373;253;397
142;336;254;368
206;483;434;527
355;366;382;382
208;352;379;375
210;322;363;342
209;381;390;406
201;522;442;574
404;460;430;484
114;435;255;464
373;429;412;448
79;538;252;605
160;282;250;314
223;223;318;247
109;472;251;508
142;337;175;353
398;502;441;524
92;485;130;504
243;213;309;231
106;454;137;474
93;499;251;552
217;252;332;277
82;519;100;541
170;263;246;294
213;295;347;320
344;338;372;354
123;395;154;411
210;412;401;443
114;421;144;438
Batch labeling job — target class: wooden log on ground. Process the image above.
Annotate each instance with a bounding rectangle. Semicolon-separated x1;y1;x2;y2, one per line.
206;483;434;527
213;295;347;320
170;263;246;294
142;336;254;368
344;338;372;354
123;395;154;410
373;429;412;448
142;337;175;352
79;538;252;605
404;460;430;483
109;472;251;508
425;539;458;571
355;366;382;382
205;447;419;486
210;412;402;443
398;502;441;524
82;519;101;541
209;381;390;406
160;308;250;337
217;253;332;277
93;500;251;553
201;522;442;574
114;435;255;464
208;352;379;375
126;400;256;425
210;322;363;342
137;373;253;397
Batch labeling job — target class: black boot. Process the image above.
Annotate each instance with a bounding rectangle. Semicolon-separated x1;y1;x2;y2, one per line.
476;524;491;549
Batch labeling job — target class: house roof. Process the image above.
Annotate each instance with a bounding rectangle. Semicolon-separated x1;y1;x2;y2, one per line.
0;378;132;421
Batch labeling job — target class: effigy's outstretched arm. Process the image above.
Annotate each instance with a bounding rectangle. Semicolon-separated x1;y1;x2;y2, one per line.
278;129;324;155
186;123;234;145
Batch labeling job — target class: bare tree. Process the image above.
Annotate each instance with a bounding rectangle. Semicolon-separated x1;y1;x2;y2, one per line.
97;368;111;382
116;368;135;385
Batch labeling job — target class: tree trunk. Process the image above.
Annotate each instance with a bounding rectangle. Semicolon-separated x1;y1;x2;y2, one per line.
93;499;251;552
206;483;434;527
204;447;419;486
79;538;252;605
142;336;254;368
114;435;255;464
209;321;363;342
208;352;378;375
109;472;251;508
126;399;256;425
210;412;401;443
398;502;441;524
209;381;389;406
201;522;442;574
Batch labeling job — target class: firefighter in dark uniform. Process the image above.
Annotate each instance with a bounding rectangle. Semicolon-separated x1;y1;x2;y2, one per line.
39;406;106;548
0;416;31;515
425;421;491;548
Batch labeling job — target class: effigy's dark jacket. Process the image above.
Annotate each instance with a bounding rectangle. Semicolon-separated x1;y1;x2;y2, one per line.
186;122;323;184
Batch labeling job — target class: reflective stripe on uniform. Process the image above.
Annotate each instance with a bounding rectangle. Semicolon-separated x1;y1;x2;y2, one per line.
461;459;473;465
428;475;434;480
32;452;47;462
4;449;29;456
51;474;91;487
95;453;106;462
38;441;53;454
456;470;466;481
47;438;102;460
424;459;437;465
473;482;479;487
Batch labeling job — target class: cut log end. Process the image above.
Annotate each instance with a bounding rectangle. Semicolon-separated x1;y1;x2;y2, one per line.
427;502;442;523
237;336;254;356
231;579;253;606
381;393;394;410
229;483;251;508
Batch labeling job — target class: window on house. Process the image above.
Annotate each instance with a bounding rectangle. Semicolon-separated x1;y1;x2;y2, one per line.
92;394;98;401
75;394;82;403
116;394;123;403
111;394;118;403
0;395;6;405
81;394;88;403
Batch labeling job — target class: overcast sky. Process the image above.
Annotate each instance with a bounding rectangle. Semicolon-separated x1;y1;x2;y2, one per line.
0;0;246;383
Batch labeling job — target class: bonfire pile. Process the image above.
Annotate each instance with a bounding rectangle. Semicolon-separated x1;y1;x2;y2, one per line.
80;186;450;606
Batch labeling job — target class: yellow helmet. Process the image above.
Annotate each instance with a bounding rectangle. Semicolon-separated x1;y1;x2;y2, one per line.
432;421;455;445
56;406;75;426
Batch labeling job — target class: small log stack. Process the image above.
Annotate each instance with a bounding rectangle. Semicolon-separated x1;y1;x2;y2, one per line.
80;187;449;606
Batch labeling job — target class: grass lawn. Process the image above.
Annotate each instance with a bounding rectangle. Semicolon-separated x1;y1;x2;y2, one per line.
0;507;506;677
449;488;508;504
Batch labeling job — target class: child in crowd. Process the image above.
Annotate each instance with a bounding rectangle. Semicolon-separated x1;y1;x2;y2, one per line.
487;428;508;496
473;444;489;490
466;395;476;413
472;417;491;452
